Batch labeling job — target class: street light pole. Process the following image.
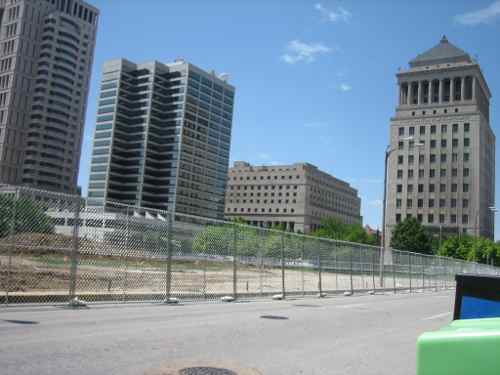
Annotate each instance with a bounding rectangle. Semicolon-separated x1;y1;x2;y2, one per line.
380;145;391;287
380;136;423;288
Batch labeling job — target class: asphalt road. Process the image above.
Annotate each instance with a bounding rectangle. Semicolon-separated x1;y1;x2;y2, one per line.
0;291;454;375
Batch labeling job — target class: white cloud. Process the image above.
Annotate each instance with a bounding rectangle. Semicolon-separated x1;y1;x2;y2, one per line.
281;40;332;64
339;83;352;92
454;1;500;25
314;3;352;23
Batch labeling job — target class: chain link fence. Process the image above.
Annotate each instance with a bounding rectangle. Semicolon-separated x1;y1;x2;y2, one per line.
1;185;499;306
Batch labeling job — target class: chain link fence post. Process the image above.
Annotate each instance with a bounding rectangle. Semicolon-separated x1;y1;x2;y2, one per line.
317;244;323;296
164;210;173;303
281;231;286;299
121;206;130;303
6;188;19;305
392;262;396;294
232;224;238;300
372;249;376;291
379;245;385;288
334;244;338;292
422;256;425;292
68;196;81;303
301;237;305;297
349;245;354;293
408;253;412;293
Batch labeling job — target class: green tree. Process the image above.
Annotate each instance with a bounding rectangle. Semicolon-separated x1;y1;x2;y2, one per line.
311;218;378;246
0;195;54;237
390;217;432;254
438;235;498;265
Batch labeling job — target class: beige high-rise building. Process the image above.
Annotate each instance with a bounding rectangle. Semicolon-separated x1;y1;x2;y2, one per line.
384;36;495;248
225;161;361;233
0;0;98;194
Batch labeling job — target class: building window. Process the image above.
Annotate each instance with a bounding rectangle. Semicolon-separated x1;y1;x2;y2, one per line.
441;154;447;162
419;155;424;164
417;199;423;208
397;184;402;193
439;214;445;224
398;127;404;136
464;153;470;162
408;155;414;165
431;125;436;134
428;214;434;223
430;140;436;149
441;124;447;133
409;126;415;135
429;184;435;192
398;155;403;164
396;199;402;208
462;215;469;224
440;184;446;193
417;214;422;222
452;153;458;162
451;199;457;208
407;199;413;208
408;170;414;178
440;169;446;177
439;199;445;208
398;141;404;150
452;168;458;177
452;124;458;133
429;199;434;208
464;138;470;147
418;184;424;193
451;183;457;192
418;169;424;178
407;184;413;193
430;154;436;163
397;170;403;179
420;126;425;135
396;213;402;223
463;199;469;208
451;214;457;224
464;123;470;132
463;183;469;193
441;139;447;148
463;168;469;177
429;169;435;178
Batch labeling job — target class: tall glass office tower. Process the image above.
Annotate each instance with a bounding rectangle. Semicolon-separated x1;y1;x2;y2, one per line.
87;58;235;219
0;0;99;193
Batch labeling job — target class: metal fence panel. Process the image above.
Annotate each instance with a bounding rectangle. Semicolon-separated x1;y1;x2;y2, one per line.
1;184;500;306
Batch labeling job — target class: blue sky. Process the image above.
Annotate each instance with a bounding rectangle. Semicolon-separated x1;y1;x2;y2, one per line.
79;0;500;237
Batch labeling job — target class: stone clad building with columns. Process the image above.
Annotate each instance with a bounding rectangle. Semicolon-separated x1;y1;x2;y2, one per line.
385;36;495;248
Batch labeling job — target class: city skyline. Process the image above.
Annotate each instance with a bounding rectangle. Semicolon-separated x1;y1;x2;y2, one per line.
75;1;500;236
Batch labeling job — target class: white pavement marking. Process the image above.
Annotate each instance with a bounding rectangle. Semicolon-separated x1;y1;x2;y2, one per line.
422;312;451;320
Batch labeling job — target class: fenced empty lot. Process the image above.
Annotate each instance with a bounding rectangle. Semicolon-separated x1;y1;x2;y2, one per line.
1;185;498;305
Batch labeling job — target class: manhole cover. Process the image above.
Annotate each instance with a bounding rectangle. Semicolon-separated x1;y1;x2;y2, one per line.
260;315;288;320
179;367;237;375
145;360;262;375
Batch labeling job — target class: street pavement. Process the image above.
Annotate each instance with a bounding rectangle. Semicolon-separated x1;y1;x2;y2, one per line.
0;291;454;375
